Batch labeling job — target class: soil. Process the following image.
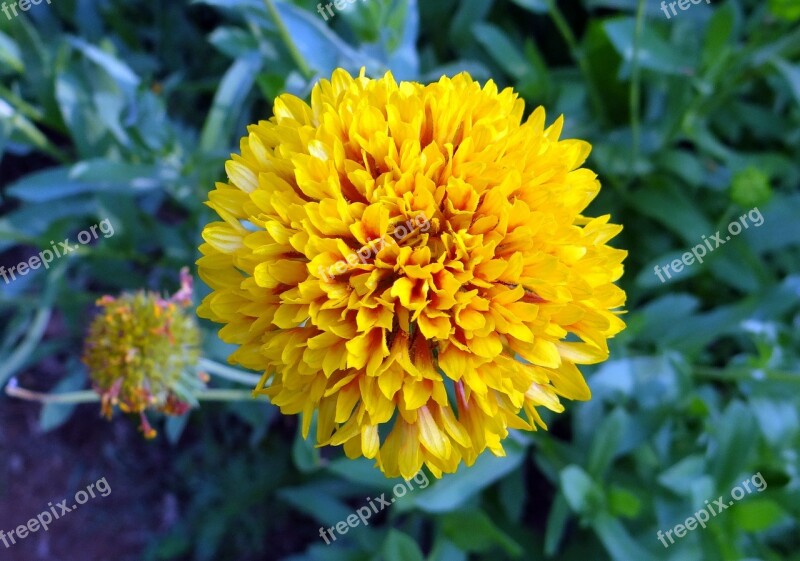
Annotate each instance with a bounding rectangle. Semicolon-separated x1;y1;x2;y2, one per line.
0;394;174;561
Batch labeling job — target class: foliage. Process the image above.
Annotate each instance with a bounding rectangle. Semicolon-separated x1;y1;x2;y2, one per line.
1;0;799;560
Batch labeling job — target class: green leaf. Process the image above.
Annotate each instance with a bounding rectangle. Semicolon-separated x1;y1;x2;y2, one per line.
327;457;398;489
746;195;800;253
5;166;136;203
498;465;526;521
559;465;604;516
768;0;800;21
292;422;322;473
0;98;66;162
0;111;8;161
585;0;665;15
67;36;141;90
273;2;384;77
39;367;86;432
608;487;642;519
702;1;735;69
449;0;494;46
544;492;570;556
590;355;681;407
586;407;627;477
604;18;695;76
706;243;766;293
591;513;659;561
0;271;60;387
442;510;522;557
508;0;547;13
71;160;167;189
773;59;800;106
0;31;24;73
629;294;700;343
0;197;98;252
658;455;707;496
375;0;420;80
731;499;789;531
382;530;424;561
55;64;108;157
164;414;190;444
656;149;710;188
199;53;262;153
427;538;467;561
208;26;262;59
750;397;799;447
710;400;757;490
399;440;526;513
472;23;530;80
277;483;354;527
627;182;714;244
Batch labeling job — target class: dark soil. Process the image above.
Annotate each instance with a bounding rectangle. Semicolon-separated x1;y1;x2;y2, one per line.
0;395;176;561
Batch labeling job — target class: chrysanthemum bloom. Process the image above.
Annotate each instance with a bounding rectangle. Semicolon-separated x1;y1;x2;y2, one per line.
83;268;203;438
198;69;626;478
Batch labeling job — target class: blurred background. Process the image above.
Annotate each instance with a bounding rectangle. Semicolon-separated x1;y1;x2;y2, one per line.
1;0;799;560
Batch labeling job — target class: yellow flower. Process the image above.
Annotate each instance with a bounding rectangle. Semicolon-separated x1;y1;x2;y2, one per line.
198;69;626;478
83;268;203;438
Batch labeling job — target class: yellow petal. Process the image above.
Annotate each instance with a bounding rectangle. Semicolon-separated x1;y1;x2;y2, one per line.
417;405;451;459
361;425;380;459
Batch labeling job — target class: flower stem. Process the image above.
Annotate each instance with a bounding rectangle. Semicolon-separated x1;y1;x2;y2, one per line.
198;358;262;386
694;366;799;384
5;381;100;404
5;381;256;404
262;0;314;79
629;0;646;178
196;389;256;401
542;0;606;123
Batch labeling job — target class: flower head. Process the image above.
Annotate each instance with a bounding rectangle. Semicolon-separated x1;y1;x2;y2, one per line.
83;268;203;438
198;69;626;478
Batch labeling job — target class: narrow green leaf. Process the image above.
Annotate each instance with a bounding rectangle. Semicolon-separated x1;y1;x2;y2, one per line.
442;510;523;557
587;407;627;477
292;422;322;473
40;367;87;432
399;440;526;513
560;465;604;516
544;492;570;555
0;31;24;73
509;0;547;13
710;401;757;490
199;53;263;153
67;36;141;90
592;513;659;561
604;18;696;75
382;530;424;561
472;23;530;80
